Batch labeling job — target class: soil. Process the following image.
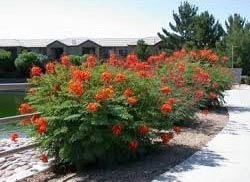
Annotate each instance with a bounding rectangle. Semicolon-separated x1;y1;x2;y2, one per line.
20;107;229;182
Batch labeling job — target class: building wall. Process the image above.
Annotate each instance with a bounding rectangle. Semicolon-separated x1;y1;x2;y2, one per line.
0;41;162;60
46;41;67;59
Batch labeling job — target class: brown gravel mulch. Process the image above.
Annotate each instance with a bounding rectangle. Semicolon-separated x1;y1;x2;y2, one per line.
20;107;228;182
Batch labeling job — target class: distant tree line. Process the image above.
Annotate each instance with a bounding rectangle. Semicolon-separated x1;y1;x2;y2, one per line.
158;1;250;75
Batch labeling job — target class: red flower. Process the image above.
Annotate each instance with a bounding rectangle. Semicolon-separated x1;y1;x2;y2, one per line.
38;125;47;135
160;133;174;144
72;70;91;82
192;67;211;84
128;140;138;151
166;98;175;106
84;55;96;68
160;86;171;95
68;80;84;96
123;89;134;97
19;103;33;114
45;62;55;74
114;73;126;82
31;114;40;123
61;55;70;66
127;97;138;106
86;102;98;113
40;153;48;163
10;133;18;142
173;126;181;135
31;66;42;77
160;103;172;114
211;82;219;89
137;124;149;135
209;92;217;100
95;86;114;101
101;71;112;83
112;124;122;136
35;117;47;135
194;89;204;101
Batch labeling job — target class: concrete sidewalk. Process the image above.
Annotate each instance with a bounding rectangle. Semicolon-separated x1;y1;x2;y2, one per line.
153;86;250;182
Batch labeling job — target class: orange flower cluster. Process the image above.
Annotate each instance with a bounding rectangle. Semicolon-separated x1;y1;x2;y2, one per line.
194;89;204;101
10;133;18;142
174;48;187;59
192;67;210;84
123;89;134;97
166;98;175;106
112;124;122;136
72;70;91;82
33;117;47;135
211;82;219;89
128;140;138;151
68;80;84;96
61;55;70;66
19;103;33;114
84;55;96;68
40;153;48;163
125;54;138;68
86;102;98;113
45;62;55;74
160;133;174;144
147;52;166;65
127;96;138;106
107;53;124;67
168;65;185;88
101;71;112;84
31;66;42;77
95;86;114;101
137;124;149;135
160;86;171;95
114;73;126;82
119;54;154;78
209;92;217;100
190;49;219;65
160;103;172;114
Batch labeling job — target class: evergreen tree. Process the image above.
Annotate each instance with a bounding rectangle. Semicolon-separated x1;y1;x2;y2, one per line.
158;2;224;51
224;14;250;74
158;1;198;50
135;39;152;60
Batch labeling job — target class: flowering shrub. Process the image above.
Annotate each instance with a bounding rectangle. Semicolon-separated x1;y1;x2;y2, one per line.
20;49;232;168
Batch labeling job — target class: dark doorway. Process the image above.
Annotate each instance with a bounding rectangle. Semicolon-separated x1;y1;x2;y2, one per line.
53;48;64;59
82;47;95;55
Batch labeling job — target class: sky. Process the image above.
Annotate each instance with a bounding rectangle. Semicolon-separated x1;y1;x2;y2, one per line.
0;0;249;39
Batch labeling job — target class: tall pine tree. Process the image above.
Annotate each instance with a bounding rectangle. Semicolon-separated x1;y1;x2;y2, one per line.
158;1;198;51
158;2;224;51
224;14;250;74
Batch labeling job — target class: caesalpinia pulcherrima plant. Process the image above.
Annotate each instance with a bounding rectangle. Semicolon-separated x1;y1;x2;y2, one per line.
16;48;232;168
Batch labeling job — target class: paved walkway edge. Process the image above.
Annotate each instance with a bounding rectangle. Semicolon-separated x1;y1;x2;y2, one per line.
153;86;250;182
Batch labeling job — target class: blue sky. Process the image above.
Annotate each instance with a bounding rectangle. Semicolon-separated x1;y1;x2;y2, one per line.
0;0;249;39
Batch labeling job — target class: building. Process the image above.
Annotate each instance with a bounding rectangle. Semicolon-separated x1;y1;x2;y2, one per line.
0;37;163;60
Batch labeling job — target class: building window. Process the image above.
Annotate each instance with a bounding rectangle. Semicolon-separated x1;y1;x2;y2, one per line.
82;47;95;55
103;48;112;58
118;49;128;57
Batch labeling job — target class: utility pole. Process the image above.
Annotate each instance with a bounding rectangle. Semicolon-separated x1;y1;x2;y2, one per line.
231;45;239;68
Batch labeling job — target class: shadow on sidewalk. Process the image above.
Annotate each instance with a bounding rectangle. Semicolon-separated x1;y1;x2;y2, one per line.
155;149;227;182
